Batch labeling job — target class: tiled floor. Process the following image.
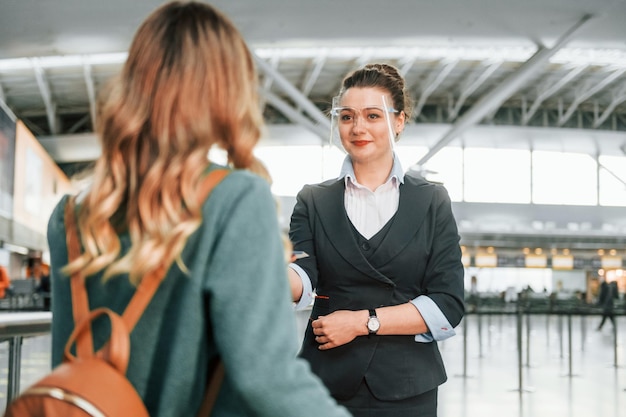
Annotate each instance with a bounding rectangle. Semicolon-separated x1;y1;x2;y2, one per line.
1;312;626;416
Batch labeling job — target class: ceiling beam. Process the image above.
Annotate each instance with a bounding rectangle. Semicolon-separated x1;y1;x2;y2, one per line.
448;60;502;120
413;59;458;118
19;116;47;136
82;60;97;128
355;48;375;69
592;82;626;128
0;97;16;122
260;54;281;109
67;113;91;134
32;58;58;135
522;64;587;125
557;66;626;126
261;89;328;141
413;13;594;169
300;52;327;97
253;53;331;131
398;55;418;77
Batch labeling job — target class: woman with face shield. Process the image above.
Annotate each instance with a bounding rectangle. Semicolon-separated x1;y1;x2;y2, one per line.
288;63;465;417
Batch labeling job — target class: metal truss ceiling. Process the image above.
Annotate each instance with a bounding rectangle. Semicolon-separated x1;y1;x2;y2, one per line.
1;0;626;165
3;44;626;159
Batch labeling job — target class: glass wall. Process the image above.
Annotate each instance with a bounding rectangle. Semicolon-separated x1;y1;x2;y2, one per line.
598;155;626;206
256;141;626;208
531;151;597;205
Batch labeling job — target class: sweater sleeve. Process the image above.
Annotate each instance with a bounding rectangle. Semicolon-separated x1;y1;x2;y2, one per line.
48;194;74;367
202;173;350;417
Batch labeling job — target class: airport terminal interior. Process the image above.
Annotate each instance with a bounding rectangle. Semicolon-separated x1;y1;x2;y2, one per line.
1;0;626;416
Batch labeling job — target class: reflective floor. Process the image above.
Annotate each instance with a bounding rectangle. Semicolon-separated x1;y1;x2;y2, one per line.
1;312;626;416
438;313;626;417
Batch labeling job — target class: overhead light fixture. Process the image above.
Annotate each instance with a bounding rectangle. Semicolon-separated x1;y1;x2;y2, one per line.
2;45;626;73
2;242;29;255
255;45;626;67
0;53;127;71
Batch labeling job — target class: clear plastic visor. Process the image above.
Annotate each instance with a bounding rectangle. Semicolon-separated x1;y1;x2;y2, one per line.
329;95;398;154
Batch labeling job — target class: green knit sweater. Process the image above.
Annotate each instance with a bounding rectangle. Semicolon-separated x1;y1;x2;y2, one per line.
48;165;351;417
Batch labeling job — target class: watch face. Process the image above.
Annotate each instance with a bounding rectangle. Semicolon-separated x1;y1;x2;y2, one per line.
367;317;380;333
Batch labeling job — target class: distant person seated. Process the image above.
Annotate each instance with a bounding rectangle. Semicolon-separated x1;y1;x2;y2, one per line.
36;273;50;293
36;270;51;311
26;258;51;310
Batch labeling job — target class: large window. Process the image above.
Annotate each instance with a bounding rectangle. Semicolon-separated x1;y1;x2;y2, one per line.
252;141;624;209
254;145;344;196
406;147;464;201
393;145;427;175
464;148;531;203
598;155;626;206
531;151;598;205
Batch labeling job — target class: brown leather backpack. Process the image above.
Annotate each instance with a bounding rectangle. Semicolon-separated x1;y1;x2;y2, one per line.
4;169;228;417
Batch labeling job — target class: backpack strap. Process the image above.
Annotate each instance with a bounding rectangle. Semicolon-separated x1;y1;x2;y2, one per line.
64;168;230;355
196;359;225;417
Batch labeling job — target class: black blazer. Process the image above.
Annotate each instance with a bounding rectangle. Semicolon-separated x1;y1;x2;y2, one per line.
289;174;465;401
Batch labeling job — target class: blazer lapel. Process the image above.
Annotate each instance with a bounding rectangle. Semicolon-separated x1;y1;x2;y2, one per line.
311;180;394;285
368;177;435;267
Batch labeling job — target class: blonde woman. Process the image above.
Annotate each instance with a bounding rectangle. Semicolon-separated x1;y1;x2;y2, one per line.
47;2;351;416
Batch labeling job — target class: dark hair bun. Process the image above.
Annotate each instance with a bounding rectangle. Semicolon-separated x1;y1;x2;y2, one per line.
363;63;405;90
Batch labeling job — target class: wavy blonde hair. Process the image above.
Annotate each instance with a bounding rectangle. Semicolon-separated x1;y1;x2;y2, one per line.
65;1;263;284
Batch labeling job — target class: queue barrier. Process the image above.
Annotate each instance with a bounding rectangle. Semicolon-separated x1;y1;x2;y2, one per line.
0;312;52;404
0;298;623;405
0;279;51;311
460;294;625;393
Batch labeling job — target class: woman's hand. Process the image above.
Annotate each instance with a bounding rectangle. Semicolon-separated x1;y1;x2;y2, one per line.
311;310;369;350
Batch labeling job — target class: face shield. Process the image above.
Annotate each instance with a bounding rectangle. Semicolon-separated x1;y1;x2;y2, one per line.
329;94;398;163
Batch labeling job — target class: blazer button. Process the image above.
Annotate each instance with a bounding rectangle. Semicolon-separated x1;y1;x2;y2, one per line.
361;242;371;251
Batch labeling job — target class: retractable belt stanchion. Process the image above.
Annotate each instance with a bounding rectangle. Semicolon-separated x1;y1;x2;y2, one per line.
510;295;533;393
558;313;564;358
568;313;573;376
580;313;586;352
455;315;473;379
0;312;52;402
525;311;531;367
7;335;23;403
562;312;578;378
517;306;523;392
478;311;483;358
546;311;550;347
463;315;468;377
613;317;619;368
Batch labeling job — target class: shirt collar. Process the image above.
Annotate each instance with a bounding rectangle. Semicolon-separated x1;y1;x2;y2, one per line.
339;153;405;185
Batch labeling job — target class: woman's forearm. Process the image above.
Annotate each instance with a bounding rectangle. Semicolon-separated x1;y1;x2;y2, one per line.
375;302;428;335
288;266;304;302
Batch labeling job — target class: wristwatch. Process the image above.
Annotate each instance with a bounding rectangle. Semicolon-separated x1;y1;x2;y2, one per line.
367;309;380;334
